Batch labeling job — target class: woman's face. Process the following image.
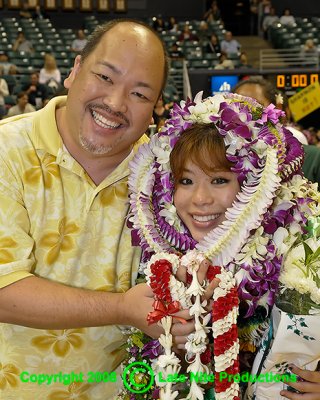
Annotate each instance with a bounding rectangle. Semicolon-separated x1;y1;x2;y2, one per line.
173;160;240;242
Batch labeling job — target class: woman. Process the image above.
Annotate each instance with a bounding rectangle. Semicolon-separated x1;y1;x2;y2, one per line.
39;53;61;89
120;92;320;400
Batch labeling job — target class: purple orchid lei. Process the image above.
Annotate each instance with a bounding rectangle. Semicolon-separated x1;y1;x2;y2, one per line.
128;92;318;346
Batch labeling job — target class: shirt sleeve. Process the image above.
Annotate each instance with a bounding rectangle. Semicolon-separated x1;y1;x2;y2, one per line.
0;150;35;288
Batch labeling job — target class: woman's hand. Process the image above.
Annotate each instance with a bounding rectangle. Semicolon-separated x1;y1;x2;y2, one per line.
280;364;320;399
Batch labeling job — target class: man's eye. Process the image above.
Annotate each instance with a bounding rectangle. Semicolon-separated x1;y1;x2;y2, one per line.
133;92;148;100
179;178;192;185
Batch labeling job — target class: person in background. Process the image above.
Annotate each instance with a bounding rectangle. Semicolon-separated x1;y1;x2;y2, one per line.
168;42;184;59
178;23;198;42
19;2;32;19
0;52;15;75
206;33;221;55
233;77;320;186
13;32;34;53
71;29;88;53
279;8;296;26
238;51;252;68
0;77;9;119
214;52;234;69
32;5;49;19
6;91;35;117
249;0;259;35
152;15;165;32
303;38;318;55
39;53;61;90
167;16;178;32
198;20;210;43
152;96;171;132
203;0;221;22
221;31;241;56
22;72;48;108
0;19;194;399
262;6;279;40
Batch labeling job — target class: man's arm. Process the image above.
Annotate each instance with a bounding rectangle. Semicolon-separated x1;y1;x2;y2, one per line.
0;275;195;340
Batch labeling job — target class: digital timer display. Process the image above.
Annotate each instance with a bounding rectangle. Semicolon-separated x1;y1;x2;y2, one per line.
276;73;319;89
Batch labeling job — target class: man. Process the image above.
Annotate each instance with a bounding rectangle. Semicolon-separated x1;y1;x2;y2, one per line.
71;29;88;53
220;31;241;56
0;19;193;399
12;31;34;53
233;77;320;186
6;91;36;117
22;72;48;108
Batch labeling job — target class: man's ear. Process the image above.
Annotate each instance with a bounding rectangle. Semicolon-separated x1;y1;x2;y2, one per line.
64;55;82;89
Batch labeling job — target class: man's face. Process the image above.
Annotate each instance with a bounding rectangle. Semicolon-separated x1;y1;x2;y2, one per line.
225;32;232;41
63;23;165;159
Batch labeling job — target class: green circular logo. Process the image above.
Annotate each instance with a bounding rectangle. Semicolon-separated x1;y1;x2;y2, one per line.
122;361;154;394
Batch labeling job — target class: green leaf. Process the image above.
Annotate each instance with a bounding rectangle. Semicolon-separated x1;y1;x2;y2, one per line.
303;242;314;264
309;245;320;262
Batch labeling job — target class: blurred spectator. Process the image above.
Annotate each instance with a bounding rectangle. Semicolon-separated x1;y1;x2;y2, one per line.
39;54;61;90
203;0;221;22
169;43;184;59
13;32;34;53
303;39;318;54
167;16;178;32
7;92;35;118
22;72;48;109
0;78;9;119
32;5;49;20
8;65;19;75
152;96;171;131
198;21;210;43
262;7;279;39
0;52;15;75
152;15;166;32
206;33;221;55
258;0;272;36
238;52;253;68
71;30;88;53
221;31;241;56
20;2;32;19
233;77;320;186
279;8;296;26
178;24;198;42
214;52;234;69
249;0;259;35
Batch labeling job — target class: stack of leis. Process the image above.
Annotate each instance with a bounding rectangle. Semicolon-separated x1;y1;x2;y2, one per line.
121;93;320;398
119;250;240;400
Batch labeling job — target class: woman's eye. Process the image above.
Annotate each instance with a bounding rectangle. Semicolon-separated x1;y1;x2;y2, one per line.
212;177;229;184
179;178;193;185
98;74;112;82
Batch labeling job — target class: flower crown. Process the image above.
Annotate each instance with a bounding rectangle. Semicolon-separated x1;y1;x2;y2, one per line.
129;92;312;318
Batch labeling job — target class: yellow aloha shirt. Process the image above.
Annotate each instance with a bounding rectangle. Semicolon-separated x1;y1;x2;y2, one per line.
0;96;146;400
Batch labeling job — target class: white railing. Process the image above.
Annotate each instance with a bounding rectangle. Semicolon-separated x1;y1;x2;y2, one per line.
260;49;319;71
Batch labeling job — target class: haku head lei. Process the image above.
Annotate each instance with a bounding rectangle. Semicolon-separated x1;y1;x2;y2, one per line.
129;92;317;318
